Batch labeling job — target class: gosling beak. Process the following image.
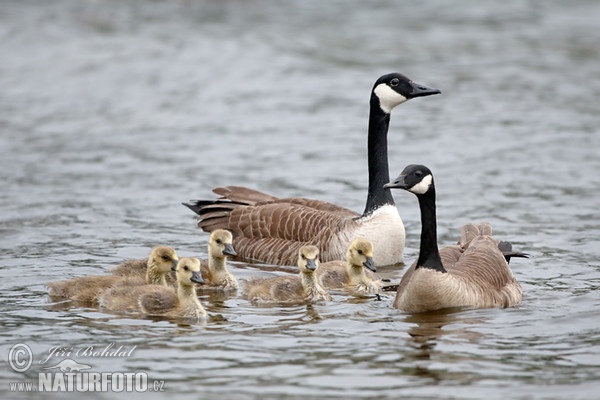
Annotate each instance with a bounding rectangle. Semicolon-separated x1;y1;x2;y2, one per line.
407;81;441;98
383;174;409;190
223;243;237;257
306;258;317;271
363;257;376;272
191;271;204;284
171;258;179;270
171;265;177;271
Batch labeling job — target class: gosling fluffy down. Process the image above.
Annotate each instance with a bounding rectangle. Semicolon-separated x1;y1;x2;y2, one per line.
242;246;332;304
47;246;179;305
316;238;382;295
138;257;207;320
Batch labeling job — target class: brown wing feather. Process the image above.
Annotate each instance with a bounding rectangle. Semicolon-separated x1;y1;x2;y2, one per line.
316;261;347;290
184;186;360;265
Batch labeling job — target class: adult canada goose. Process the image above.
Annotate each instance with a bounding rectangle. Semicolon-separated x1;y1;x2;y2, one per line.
316;238;383;295
198;229;238;291
183;73;440;266
242;245;332;304
384;164;523;312
139;258;207;320
47;246;178;305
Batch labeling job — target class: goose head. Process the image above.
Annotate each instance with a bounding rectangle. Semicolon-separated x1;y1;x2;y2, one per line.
384;164;434;196
172;257;204;286
347;238;376;273
372;73;441;114
209;229;237;258
148;246;179;273
298;246;320;274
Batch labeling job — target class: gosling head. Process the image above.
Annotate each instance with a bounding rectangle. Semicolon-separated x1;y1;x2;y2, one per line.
297;246;320;274
372;73;440;114
149;246;179;273
384;164;434;196
172;257;204;286
209;229;236;258
347;238;376;273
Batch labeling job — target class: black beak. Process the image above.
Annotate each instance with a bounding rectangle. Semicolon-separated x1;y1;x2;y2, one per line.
223;243;237;257
171;265;177;271
171;259;179;270
191;271;204;284
407;81;441;98
306;258;317;271
363;257;376;272
383;174;408;190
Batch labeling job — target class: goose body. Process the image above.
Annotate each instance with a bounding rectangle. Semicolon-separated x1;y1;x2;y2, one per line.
316;238;382;295
384;165;523;313
184;73;440;266
242;246;332;304
47;246;178;305
139;257;207;320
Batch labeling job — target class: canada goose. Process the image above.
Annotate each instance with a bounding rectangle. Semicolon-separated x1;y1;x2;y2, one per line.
316;238;382;295
138;257;206;320
183;73;440;266
198;229;238;291
47;246;178;305
243;245;332;304
384;164;523;312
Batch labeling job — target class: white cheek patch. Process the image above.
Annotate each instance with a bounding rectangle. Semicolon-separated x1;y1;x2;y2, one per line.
373;83;408;113
409;174;433;194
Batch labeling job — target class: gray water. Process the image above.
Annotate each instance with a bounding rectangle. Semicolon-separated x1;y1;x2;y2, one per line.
1;0;600;399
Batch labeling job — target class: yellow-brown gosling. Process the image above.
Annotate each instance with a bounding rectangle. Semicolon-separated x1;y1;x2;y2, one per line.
317;238;382;296
242;246;332;304
47;246;178;305
138;257;206;321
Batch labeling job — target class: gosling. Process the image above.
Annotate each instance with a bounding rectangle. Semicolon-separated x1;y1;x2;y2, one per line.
198;229;238;291
47;246;178;305
138;257;206;321
317;238;382;296
243;246;332;304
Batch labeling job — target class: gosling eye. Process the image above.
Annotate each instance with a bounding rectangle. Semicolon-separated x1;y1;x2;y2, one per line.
301;254;306;259
161;255;170;261
357;249;363;255
216;239;222;244
183;266;189;271
390;78;400;87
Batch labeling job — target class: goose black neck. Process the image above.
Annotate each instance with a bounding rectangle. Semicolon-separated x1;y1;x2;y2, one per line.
362;99;396;216
415;188;446;273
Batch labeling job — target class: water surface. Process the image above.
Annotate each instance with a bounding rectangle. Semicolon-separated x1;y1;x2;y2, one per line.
1;1;599;399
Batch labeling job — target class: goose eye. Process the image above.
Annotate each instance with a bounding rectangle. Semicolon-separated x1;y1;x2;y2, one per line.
390;78;400;86
301;254;306;259
357;249;363;255
415;170;424;177
216;239;222;244
161;255;170;261
183;266;189;271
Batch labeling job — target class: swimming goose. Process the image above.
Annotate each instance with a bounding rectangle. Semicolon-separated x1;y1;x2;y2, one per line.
243;245;332;304
47;246;178;305
138;257;207;320
316;238;382;295
198;229;238;291
384;164;523;313
183;73;440;266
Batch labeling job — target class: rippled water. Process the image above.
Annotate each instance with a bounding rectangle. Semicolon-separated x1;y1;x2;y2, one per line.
1;1;600;399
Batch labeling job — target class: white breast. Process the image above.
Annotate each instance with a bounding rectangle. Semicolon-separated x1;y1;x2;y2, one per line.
353;205;405;266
